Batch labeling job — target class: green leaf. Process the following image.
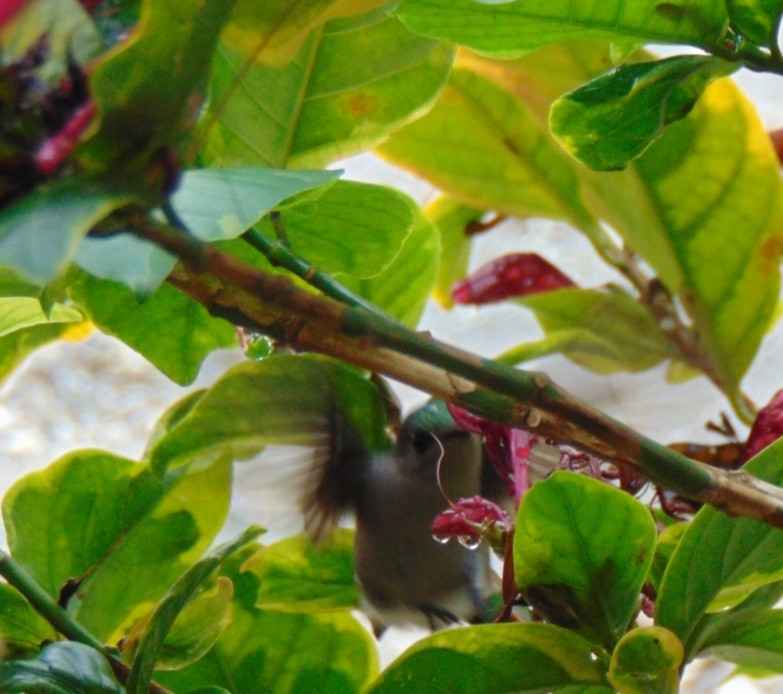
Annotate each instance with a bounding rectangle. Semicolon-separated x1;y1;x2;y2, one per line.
550;55;736;171
0;297;82;338
163;611;376;694
425;197;482;309
223;0;388;67
126;526;264;694
608;626;683;694
432;42;783;401
501;288;676;374
378;67;598;229
145;577;234;671
514;471;657;648
687;581;783;667
338;198;440;326
0;584;58;659
147;354;389;473
648;522;689;594
171;168;340;243
158;549;377;694
582;76;783;396
0;320;87;385
75;234;177;298
254;180;416;279
700;609;783;672
656;438;783;657
243;529;358;612
395;0;731;56
68;270;237;385
2;451;232;641
367;623;610;693
0;179;136;284
199;9;453;168
0;641;123;693
77;0;238;170
727;0;783;46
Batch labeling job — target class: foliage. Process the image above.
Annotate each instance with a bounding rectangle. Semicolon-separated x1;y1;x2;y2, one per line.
1;0;783;692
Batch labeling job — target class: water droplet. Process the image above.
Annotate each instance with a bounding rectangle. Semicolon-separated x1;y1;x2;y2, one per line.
432;533;451;545
458;535;482;550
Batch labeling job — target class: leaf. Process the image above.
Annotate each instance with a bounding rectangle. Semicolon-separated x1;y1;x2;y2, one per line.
126;526;264;694
124;577;234;671
338;198;440;325
2;451;232;642
0;179;136;284
199;9;453;168
158;549;378;694
223;0;388;67
648;522;689;593
394;0;731;57
700;609;783;672
253;180;417;279
75;234;177;298
366;623;610;693
68;270;237;385
0;583;57;659
514;471;657;648
608;626;683;694
0;320;88;384
500;288;676;374
425;197;482;309
656;438;783;657
77;0;238;170
0;297;82;338
0;641;123;693
424;43;783;400
170;168;340;242
581;76;783;396
147;354;389;473
726;0;783;46
550;55;736;171
243;529;358;612
377;67;599;229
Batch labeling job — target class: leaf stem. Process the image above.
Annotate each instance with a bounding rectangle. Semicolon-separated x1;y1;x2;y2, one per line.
0;550;173;693
242;225;395;319
0;550;104;650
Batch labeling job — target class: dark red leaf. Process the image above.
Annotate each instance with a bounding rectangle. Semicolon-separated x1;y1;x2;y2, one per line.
743;390;783;461
452;253;575;305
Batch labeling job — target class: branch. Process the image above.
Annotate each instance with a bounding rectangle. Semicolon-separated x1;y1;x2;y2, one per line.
133;223;783;528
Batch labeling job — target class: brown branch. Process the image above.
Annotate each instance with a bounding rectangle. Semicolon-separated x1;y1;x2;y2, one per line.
134;223;783;528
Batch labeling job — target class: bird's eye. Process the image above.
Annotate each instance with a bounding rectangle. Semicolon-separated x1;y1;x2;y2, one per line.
411;429;437;455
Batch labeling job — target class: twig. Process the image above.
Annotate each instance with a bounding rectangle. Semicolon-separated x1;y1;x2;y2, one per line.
0;550;172;694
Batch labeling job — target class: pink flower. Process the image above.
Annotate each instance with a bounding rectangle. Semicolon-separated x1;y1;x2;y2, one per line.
447;404;536;503
431;496;512;554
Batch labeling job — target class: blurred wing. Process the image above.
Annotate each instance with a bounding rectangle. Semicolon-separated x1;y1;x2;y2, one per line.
302;401;373;542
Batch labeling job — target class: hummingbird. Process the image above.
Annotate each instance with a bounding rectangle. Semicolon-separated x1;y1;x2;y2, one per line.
300;398;510;636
